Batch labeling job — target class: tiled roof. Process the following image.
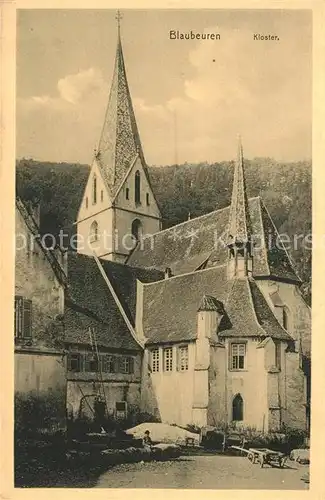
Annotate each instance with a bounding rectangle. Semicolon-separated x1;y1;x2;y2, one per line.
128;197;300;283
96;31;157;205
142;266;293;345
64;305;139;351
198;295;225;313
247;279;293;341
65;252;163;350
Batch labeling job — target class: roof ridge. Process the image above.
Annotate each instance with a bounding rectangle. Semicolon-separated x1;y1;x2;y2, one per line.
141;206;229;241
141;263;227;287
246;277;269;337
140;196;262;242
247;278;294;341
260;198;301;282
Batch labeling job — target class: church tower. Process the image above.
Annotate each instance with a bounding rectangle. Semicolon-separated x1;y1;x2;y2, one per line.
76;13;162;262
227;137;253;279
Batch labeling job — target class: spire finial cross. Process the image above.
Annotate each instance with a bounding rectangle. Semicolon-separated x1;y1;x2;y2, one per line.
116;10;123;30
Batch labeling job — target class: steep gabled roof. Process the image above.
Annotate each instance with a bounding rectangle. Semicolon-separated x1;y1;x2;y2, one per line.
227;137;251;244
65;252;163;350
128;197;300;283
142;266;293;345
95;28;156;203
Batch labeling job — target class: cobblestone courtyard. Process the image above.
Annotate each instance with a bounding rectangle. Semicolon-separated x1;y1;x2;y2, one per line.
95;455;309;490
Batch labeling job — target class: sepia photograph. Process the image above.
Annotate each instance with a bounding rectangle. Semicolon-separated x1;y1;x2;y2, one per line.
14;8;312;489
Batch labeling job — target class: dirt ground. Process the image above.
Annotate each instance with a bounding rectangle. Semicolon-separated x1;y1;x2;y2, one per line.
95;455;309;490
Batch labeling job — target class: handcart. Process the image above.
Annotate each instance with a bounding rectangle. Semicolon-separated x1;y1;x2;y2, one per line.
230;446;287;468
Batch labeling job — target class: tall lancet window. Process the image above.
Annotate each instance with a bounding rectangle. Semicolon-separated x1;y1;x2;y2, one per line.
135;171;141;204
92;175;97;204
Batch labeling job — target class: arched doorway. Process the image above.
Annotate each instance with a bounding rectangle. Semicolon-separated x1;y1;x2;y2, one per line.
232;393;244;421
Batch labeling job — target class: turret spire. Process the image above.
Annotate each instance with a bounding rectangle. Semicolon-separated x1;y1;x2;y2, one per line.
95;11;145;200
227;137;252;279
116;9;122;34
228;135;251;244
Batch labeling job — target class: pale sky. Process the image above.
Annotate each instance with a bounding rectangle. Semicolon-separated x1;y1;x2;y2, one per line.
17;9;312;165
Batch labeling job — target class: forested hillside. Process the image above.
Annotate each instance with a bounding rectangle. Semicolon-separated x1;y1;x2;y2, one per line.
16;158;312;302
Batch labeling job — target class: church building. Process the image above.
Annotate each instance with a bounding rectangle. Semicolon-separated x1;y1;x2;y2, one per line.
65;19;311;432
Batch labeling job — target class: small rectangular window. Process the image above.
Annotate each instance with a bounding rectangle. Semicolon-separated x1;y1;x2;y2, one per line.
86;197;88;209
67;353;81;372
163;347;173;372
102;354;116;373
146;193;150;206
178;345;189;371
84;353;99;372
151;349;160;372
126;188;129;200
231;343;246;370
119;356;134;374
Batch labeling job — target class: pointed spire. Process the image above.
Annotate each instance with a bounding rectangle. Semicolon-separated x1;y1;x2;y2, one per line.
96;11;145;199
227;136;251;244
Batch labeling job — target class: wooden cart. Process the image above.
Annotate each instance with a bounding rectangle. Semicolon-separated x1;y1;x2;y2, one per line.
247;448;287;468
230;446;287;468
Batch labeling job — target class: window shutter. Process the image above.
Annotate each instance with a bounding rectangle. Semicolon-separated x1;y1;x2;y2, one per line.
129;357;134;374
15;296;23;337
23;299;32;338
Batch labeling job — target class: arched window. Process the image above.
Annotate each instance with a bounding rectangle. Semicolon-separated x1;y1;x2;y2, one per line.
89;220;99;242
131;219;142;242
92;175;97;204
135;171;141;204
232;394;243;421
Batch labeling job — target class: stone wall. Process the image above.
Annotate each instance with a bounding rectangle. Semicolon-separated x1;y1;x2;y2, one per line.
15;206;66;435
15;209;64;348
141;343;196;427
67;380;141;420
15;351;66;434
